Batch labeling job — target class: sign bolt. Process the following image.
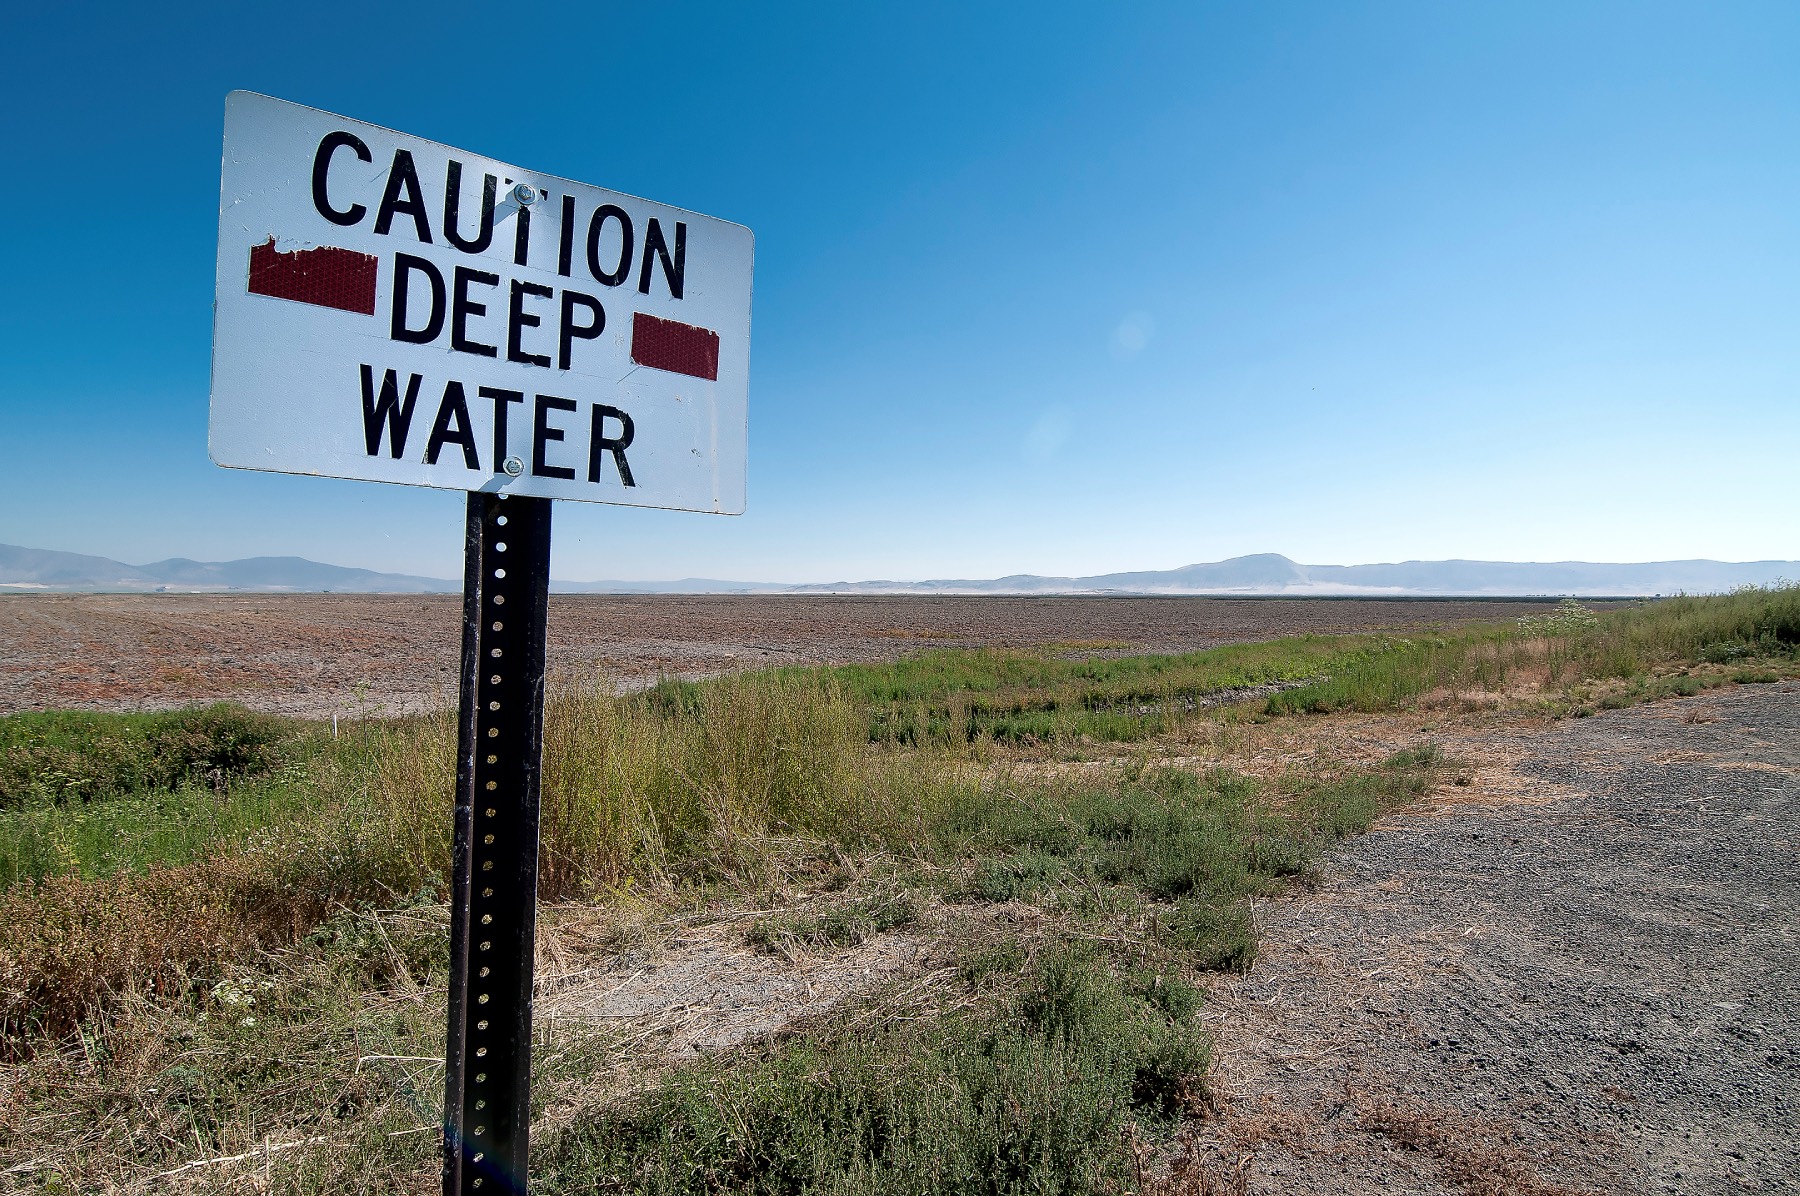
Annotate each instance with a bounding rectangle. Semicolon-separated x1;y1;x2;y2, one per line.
512;183;537;206
502;456;525;477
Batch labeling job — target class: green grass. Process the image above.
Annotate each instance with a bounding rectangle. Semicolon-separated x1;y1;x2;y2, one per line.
646;636;1358;746
929;748;1440;971
0;704;331;888
543;945;1207;1196
1267;588;1800;715
0;703;303;806
0;771;325;887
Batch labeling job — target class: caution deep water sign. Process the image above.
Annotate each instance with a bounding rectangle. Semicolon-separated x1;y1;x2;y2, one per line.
210;92;752;514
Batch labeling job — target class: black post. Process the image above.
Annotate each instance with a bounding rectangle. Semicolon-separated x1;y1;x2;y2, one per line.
444;491;552;1195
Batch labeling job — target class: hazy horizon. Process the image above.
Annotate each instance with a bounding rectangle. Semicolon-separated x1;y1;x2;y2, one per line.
5;541;1795;598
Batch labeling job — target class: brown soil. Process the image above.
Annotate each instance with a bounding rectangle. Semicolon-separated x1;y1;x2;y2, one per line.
0;593;1608;717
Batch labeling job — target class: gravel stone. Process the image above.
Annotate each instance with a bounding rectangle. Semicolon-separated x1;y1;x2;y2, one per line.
1193;681;1800;1195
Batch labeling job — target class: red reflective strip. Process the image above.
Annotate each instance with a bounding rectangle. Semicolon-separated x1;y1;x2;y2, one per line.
247;237;378;315
630;311;720;381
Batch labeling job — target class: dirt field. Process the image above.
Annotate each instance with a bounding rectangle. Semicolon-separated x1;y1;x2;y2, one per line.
0;593;1607;717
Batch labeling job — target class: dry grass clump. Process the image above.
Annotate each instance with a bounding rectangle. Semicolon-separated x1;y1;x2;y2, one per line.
538;671;878;895
349;671;965;901
0;902;451;1194
0;806;430;1058
1349;1090;1605;1196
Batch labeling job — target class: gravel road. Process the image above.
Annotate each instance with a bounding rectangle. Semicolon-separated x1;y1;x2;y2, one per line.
1192;681;1799;1195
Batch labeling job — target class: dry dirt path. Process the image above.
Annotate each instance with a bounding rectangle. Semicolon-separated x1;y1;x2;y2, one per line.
1190;681;1800;1195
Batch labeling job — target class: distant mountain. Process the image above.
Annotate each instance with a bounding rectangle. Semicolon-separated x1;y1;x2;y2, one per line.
0;544;454;593
0;544;159;589
2;544;1793;597
555;577;789;595
783;554;1799;597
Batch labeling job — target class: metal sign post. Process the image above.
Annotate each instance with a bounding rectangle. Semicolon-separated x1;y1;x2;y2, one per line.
443;493;551;1194
207;92;752;1195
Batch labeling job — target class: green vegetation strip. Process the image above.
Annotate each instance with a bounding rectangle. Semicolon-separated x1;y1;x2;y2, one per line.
0;703;302;807
1267;590;1800;715
648;637;1358;745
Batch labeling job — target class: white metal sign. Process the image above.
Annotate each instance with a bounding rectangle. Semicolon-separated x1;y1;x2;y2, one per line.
210;92;752;513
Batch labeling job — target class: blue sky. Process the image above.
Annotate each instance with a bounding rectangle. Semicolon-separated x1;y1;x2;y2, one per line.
3;2;1796;582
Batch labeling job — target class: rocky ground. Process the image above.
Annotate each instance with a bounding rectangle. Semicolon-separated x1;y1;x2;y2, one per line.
0;592;1598;716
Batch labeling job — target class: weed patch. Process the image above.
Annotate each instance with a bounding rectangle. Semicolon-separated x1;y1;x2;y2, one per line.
930;751;1436;972
0;704;301;807
747;890;922;956
1267;585;1800;716
0;806;432;1056
646;638;1356;748
542;944;1208;1195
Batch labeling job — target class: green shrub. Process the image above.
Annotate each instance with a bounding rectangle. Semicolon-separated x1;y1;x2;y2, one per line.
1701;640;1754;664
808;638;1352;746
748;891;921;955
1129;968;1202;1022
0;704;297;807
544;946;1208;1195
1155;898;1257;971
970;851;1065;902
936;750;1436;972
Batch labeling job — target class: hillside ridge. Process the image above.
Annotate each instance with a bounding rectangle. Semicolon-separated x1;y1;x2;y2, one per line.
3;543;1793;597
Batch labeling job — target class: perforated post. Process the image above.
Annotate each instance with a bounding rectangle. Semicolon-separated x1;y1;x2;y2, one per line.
443;492;552;1195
